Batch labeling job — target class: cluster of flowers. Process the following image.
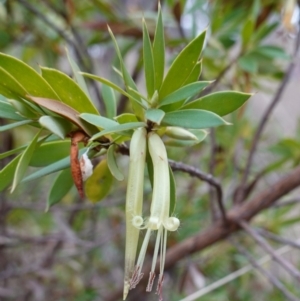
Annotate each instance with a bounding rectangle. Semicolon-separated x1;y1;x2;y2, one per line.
124;127;180;301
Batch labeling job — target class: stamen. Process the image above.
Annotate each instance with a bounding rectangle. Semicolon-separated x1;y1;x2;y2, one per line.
156;274;164;301
130;266;144;289
146;271;156;292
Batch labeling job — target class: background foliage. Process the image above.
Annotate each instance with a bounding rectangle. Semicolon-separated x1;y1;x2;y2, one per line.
0;0;300;300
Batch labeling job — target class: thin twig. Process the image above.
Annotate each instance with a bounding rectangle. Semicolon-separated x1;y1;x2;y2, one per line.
230;238;300;301
239;220;300;282
168;159;227;225
273;199;300;208
256;228;300;250
236;22;300;203
179;240;299;301
105;165;300;301
208;129;219;221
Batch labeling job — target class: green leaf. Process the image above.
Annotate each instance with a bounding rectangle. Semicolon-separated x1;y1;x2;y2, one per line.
162;109;229;129
169;166;176;215
80;113;118;129
252;22;278;43
0;52;59;99
0;153;22;192
182;91;252;116
0;120;32;132
39;116;73;139
107;144;124;181
11;129;42;192
143;19;155;97
66;48;91;99
30;140;73;167
85;159;113;203
153;3;165;90
80;73;147;110
0;66;27;99
241;18;255;49
183;61;202;85
102;84;116;119
238;55;258;73
114;113;138;124
0;99;25;121
23;148;87;182
145;109;165;125
47;168;74;210
41;67;99;115
29;96;97;136
159;81;211;106
159;30;206;98
108;27;145;120
90;122;146;140
253;45;289;60
9;99;40;119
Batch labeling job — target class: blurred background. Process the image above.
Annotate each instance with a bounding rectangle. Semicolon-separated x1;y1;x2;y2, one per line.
1;0;300;300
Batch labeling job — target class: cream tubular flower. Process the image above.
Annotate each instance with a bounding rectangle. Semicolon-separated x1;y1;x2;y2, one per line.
123;127;147;300
130;132;180;301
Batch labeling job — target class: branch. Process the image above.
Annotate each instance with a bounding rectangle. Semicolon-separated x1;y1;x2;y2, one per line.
230;238;300;301
256;228;300;250
105;165;300;301
239;220;300;282
236;22;300;203
168;159;227;224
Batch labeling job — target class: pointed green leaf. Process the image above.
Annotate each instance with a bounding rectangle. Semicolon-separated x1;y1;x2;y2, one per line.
0;99;25;121
90;122;146;140
238;55;258;73
80;73;147;109
47;168;74;210
41;67;99;115
162;109;228;129
80;113;118;129
66;48;91;99
107;144;124;181
0;52;59;99
9;99;39;119
114;113;138;124
159;81;211;106
102;84;117;119
30;140;73;167
145;109;165;125
183;61;202;85
0;120;32;132
153;3;165;90
0;66;27;99
159;30;206;98
253;45;289;60
108;27;145;120
85;159;113;203
39;116;73;139
23;148;87;182
169;166;176;215
0;153;22;192
143;19;155;97
11;129;42;192
182;91;251;116
29;96;97;136
241;18;255;49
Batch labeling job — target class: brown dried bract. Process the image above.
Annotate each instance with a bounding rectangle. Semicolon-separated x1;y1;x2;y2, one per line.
70;131;88;199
